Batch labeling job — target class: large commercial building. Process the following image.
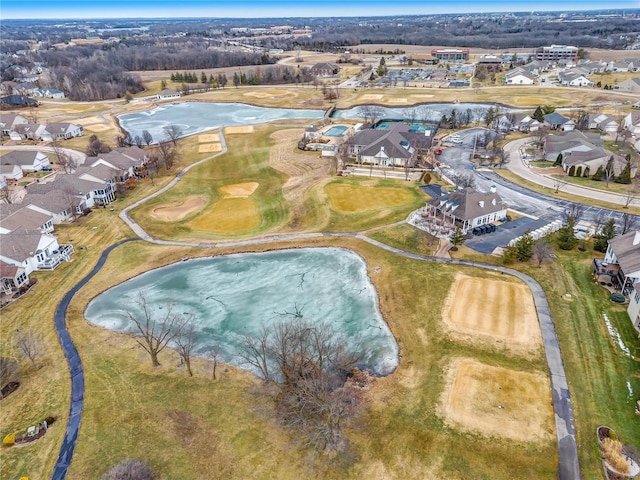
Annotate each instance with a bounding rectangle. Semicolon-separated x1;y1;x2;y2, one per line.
430;48;469;62
535;45;579;62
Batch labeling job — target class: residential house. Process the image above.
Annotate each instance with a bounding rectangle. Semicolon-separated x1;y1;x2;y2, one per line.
0;260;29;294
558;70;594;87
576;59;607;74
40;122;83;141
623;112;640;135
585;113;619;134
27;175;104;210
628;283;640;334
0;150;50;172
90;147;149;181
0;113;28;135
310;63;339;77
543;112;575;131
13;82;39;96
74;164;118;205
504;68;536;85
0;227;70;274
617;78;640;94
0;95;38;108
23;190;79;223
424;186;507;234
0;206;54;235
346;123;433;167
607;61;630;73
35;88;65;99
520;60;552;76
543;130;625;176
594;230;640;297
496;113;541;132
0;164;24;183
156;89;180;101
9;123;45;141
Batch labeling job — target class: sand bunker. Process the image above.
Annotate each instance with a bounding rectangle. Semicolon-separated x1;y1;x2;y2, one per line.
198;143;222;153
225;125;254;134
84;124;111;132
198;133;220;143
150;196;207;222
388;98;409;104
441;274;541;353
73;116;103;126
440;358;553;442
361;94;384;100
219;182;259;198
243;90;293;99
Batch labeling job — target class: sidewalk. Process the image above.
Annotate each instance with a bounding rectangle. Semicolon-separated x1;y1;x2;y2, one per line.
503;138;639;208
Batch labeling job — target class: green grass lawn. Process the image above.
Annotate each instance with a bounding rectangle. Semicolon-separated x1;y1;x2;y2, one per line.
550;173;638;196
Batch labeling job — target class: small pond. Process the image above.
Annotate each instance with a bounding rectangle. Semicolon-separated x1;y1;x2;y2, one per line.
117;102;324;141
333;103;503;122
85;248;399;376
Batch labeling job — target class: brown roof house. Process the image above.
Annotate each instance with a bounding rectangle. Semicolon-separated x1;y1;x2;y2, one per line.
310;62;339;77
424;186;507;234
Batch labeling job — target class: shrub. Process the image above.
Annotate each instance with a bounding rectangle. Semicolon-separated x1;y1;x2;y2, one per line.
422;172;432;184
101;459;155;480
44;416;56;425
568;165;576;177
602;437;630;474
3;432;15;446
610;292;626;303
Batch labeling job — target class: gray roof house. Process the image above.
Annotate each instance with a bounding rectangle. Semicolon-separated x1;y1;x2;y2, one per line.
0;113;28;135
0;207;54;235
0;150;50;172
603;230;640;295
617;78;640;94
543;112;575;131
424;186;507;234
40;122;83;141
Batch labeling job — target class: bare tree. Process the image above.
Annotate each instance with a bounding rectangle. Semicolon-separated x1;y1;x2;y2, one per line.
132;135;144;148
51;138;77;173
561;204;584;226
618;212;638;236
603;156;616;188
240;318;366;453
156;141;177;170
531;126;549;151
533;237;553;267
449;171;476;189
15;329;43;370
142;129;154;147
492;146;509;168
0;357;19;397
357;105;384;124
101;459;155;480
623;177;639;209
552;179;565;194
126;293;182;367
205;347;222;381
163;125;183;147
85;134;111;157
591;210;608;236
0;185;11;204
174;317;198;377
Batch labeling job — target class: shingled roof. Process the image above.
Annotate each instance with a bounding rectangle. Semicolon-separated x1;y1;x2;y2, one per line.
428;188;504;220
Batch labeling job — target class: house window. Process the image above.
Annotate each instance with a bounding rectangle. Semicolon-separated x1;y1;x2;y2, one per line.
635;291;640;303
16;272;27;284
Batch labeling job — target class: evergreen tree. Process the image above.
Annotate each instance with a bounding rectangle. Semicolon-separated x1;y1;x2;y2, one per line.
592;165;604;181
160;79;167;90
220;74;228;88
568;165;575;177
532;106;544;123
557;217;578;250
615;156;632;184
233;72;240;88
514;230;535;261
201;72;208;83
554;153;563;166
593;218;616;253
450;228;466;250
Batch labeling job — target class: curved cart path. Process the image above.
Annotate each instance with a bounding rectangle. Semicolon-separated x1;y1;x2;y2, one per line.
55;129;579;480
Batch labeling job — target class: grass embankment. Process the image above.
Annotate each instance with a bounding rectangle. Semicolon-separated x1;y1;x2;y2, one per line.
549;174;639;197
495;169;640;216
506;250;640;479
8;234;553;479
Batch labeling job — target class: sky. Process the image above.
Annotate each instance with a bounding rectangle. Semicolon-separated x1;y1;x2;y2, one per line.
1;0;638;20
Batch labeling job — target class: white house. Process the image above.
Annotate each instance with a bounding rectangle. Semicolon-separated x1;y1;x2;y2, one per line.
0;150;50;172
424;186;507;234
544;112;575;131
558;70;594;87
623;112;640;136
40;122;83;141
156;89;181;101
505;68;536;85
36;88;65;99
0;163;24;182
0;228;65;274
603;230;640;295
0;113;28;136
585;113;619;134
629;283;640;335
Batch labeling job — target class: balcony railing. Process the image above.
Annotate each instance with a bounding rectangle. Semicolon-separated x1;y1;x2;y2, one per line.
37;244;74;270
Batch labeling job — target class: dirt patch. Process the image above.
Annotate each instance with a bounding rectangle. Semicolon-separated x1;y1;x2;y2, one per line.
387;98;409;104
439;358;553;442
198;143;222;153
441;273;541;355
220;182;259;198
198;133;220;143
225;125;254;134
150;196;207;222
269;129;332;229
412;94;435;99
84;124;112;132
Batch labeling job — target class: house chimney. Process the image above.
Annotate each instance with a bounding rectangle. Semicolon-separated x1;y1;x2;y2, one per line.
633;231;640;246
490;185;497;193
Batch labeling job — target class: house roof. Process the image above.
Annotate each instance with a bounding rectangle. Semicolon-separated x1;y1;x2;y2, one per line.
427;188;505;220
0;150;43;166
27;174;102;196
347;123;431;159
608;230;640;277
113;146;148;162
0;227;50;263
544;112;571;125
311;62;338;71
0;163;22;175
157;88;178;96
0;259;21;278
76;164;119;182
24;189;80;212
0;207;52;232
44;122;80;135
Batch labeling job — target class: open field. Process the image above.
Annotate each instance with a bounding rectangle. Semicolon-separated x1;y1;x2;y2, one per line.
190;197;260;234
440;358;553;442
442;273;542;356
326;182;418;214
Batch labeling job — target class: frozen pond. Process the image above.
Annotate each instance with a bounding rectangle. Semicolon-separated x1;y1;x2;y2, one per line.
85;247;399;376
334;103;503;122
118;102;324;141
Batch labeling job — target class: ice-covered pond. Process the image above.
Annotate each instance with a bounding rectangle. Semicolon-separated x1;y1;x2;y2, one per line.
117;102;324;141
85;247;399;376
333;103;501;122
